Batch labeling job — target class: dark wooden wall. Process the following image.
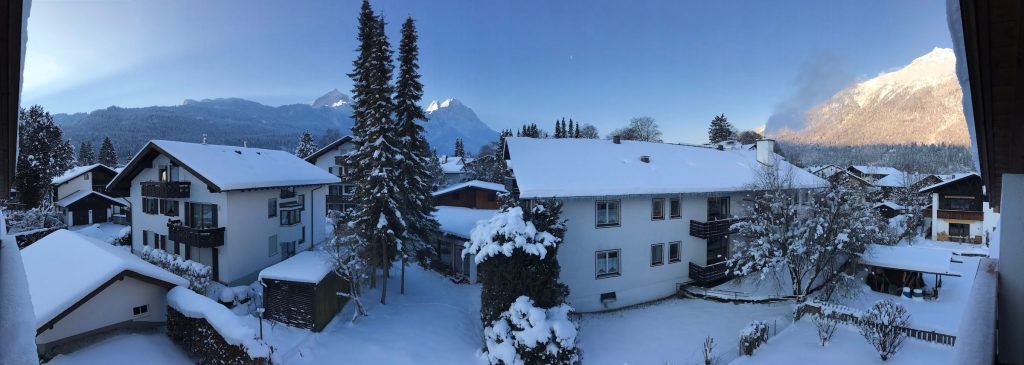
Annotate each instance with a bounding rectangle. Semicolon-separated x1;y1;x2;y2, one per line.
0;0;25;199
434;187;499;209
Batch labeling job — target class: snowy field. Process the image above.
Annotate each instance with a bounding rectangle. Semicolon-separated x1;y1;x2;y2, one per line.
730;321;954;365
47;333;193;365
579;299;795;365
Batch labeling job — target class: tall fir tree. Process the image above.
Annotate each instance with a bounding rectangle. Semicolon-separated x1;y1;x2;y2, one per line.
708;114;736;144
454;138;465;157
554;119;562;138
345;1;405;304
98;137;118;166
77;141;95;166
295;130;317;158
16;106;74;207
567;119;575;139
394;16;440;294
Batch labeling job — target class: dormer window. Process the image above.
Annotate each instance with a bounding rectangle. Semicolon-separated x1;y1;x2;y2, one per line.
159;165;180;182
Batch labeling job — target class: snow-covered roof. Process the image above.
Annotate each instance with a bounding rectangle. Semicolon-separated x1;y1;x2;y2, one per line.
433;180;507;196
110;140;341;192
21;230;189;328
874;201;904;210
918;172;981;193
304;135;353;163
258;250;334;284
440;156;467;174
504;137;828;198
51;164;116;185
167;287;269;357
434;206;497;238
859;244;961;276
54;189;127;208
849;165;902;176
874;171;933;188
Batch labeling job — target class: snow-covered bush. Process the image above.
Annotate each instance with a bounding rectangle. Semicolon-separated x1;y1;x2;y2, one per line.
702;336;716;365
3;204;64;234
812;313;838;346
140;247;212;295
482;296;579;365
858;299;910;361
739;321;769;356
464;206;560;264
218;285;252;307
166;287;270;363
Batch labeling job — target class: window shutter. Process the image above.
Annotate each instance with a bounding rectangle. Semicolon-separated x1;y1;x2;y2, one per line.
211;204;219;226
184;203;192;226
173;200;180;217
143;230;148;246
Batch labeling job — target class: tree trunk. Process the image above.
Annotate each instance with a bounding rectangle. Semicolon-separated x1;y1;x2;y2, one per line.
401;255;406;295
381;241;388;305
369;261;377;289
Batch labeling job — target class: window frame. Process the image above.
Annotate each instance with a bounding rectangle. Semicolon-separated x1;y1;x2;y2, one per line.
280;208;302;226
668;241;681;263
669;198;681;219
650;243;665;266
342;184;356;196
595;249;621;279
132;304;149;317
595;199;621;228
268;198;277;218
651;198;665;220
268;234;279;257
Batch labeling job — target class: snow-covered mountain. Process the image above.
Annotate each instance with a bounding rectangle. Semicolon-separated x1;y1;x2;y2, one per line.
770;48;969;146
54;90;499;160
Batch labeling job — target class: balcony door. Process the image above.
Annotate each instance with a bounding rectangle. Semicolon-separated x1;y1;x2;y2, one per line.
707;235;729;264
707;197;731;221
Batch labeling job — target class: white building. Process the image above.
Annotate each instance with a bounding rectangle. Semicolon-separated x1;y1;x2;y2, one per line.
22;229;188;355
303;136;357;213
107;140;340;285
440;155;470;185
504;137;826;312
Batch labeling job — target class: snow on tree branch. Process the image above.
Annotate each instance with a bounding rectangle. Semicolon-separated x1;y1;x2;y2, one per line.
481;296;579;365
463;206;560;264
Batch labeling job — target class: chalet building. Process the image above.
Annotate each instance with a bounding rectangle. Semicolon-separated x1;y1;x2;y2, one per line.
22;230;188;355
440;155;469;185
503;137;827;312
874;172;945;200
919;173;990;244
428;180;506;281
872;201;903;219
304;136;357;213
826;170;875;190
433;180;506;210
847;165;902;183
107;140;340;285
808;165;844;179
50;164;128;226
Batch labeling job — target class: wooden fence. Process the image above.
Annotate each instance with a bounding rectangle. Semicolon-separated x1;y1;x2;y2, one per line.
680;285;803;304
795;301;957;346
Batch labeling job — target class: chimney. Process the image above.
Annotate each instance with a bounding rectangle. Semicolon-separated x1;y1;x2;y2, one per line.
756;139;775;166
613;135;621;144
640;155;650;163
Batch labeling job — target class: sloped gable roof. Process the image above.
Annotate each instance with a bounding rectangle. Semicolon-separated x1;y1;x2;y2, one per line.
304;135;354;163
918;172;982;193
433;180;507;196
51;164;117;186
54;190;127;208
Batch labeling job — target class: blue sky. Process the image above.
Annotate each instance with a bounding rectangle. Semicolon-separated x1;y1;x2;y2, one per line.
23;0;952;144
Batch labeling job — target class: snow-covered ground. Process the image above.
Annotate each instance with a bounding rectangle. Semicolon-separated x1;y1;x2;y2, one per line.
68;223;129;244
47;333;193;365
579;299;795;365
904;237;989;256
730;321;954;365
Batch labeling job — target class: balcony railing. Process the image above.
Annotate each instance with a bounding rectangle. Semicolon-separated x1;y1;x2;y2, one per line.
936;210;984;221
326;194;354;204
167;222;225;248
689;217;746;239
688;262;732;286
141;181;190;198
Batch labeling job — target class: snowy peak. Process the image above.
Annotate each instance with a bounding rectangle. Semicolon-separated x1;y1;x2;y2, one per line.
426;98;464;114
311;89;352;108
851;47;956;107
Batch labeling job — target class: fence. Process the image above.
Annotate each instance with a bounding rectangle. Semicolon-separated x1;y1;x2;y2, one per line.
680;285;803;304
794;301;957;346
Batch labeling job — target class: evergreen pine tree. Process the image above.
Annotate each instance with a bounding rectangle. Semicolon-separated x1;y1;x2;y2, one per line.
77;141;95;166
295;130;317;158
554;119;563;138
560;118;567;138
98;137;118;166
345;1;405;304
708;114;736;144
16;106;75;207
567;119;575;139
454;138;465;157
394;16;440;294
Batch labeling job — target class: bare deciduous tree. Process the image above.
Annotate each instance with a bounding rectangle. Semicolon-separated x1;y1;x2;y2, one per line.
859;299;910;361
607;116;662;142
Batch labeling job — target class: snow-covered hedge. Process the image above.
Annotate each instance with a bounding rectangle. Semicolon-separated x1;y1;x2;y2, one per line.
464;207;560;264
141;247;211;295
482;296;580;365
739;321;769;356
167;287;270;362
3;205;64;235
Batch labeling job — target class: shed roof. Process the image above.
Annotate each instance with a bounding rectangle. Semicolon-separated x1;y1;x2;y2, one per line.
434;206;498;239
860;244;961;276
258;250;334;284
433;180;507;197
51;164;117;186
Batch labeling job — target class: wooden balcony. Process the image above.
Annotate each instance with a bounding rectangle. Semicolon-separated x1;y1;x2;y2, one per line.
141;181;190;198
688;262;732;286
326;194;354;204
936;210;984;221
689;217;746;239
167;222;225;248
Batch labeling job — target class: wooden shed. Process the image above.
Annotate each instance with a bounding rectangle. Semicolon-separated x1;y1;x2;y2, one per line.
258;251;348;332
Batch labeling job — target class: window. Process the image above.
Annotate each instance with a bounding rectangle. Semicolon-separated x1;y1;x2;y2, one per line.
652;198;665;220
707;235;729;264
142;198;160;215
132;304;149;317
158;165;180;182
159;199;179;216
268;198;277;218
670;198;681;219
342;184;356;196
651;243;665;266
596;200;620;227
947;196;974;211
268;235;278;257
280;187;296;199
669;241;681;263
280;209;301;226
595;250;620;278
83;172;90;181
142;230;149;246
708;196;731;221
949;223;970;237
186;203;217;228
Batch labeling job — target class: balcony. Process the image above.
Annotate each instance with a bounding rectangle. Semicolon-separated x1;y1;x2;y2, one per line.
326;194;354;204
141;181;190;198
167;222;225;248
936;210;984;221
689;217;746;239
688;262;732;286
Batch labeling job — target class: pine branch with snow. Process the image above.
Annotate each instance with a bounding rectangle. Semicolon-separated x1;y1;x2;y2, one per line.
294;131;317;158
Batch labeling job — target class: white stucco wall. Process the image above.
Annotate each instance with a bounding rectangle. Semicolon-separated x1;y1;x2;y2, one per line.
55;173;92;200
556;193;748;312
35;276;172;346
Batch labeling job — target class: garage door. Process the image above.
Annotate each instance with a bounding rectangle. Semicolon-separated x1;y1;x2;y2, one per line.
92;209;108;223
72;210;89;225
